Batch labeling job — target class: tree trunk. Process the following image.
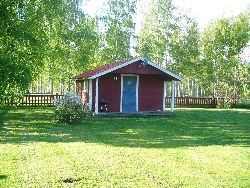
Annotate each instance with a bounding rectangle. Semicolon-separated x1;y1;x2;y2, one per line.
50;78;53;94
60;77;65;95
37;79;39;93
196;82;199;97
40;76;42;93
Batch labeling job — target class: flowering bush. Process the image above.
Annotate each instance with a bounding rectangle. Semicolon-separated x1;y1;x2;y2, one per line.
54;92;89;124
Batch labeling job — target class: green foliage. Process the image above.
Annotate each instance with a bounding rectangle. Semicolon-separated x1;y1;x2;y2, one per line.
99;0;137;63
0;0;100;98
168;21;200;76
54;92;89;124
138;4;250;99
216;98;231;109
0;0;47;102
0;58;32;101
137;0;175;64
235;98;250;109
200;13;250;98
1;0;249;101
137;0;202;96
38;0;100;92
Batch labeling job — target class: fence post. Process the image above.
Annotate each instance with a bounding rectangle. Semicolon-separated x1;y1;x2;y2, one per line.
212;98;216;108
231;98;236;108
186;97;189;107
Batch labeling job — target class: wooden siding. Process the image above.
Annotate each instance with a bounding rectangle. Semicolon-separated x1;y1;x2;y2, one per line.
91;74;165;112
98;74;121;112
138;75;164;111
76;80;88;105
113;61;171;78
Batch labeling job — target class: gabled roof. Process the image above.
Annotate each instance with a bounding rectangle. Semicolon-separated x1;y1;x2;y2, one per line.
75;57;182;81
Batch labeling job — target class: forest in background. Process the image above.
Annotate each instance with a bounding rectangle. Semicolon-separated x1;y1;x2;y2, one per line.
1;0;250;102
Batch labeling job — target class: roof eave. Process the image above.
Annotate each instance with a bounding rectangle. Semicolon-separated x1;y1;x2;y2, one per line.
147;60;182;81
85;56;182;81
89;57;143;79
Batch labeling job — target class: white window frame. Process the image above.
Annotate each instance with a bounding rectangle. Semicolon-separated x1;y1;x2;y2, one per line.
95;77;99;114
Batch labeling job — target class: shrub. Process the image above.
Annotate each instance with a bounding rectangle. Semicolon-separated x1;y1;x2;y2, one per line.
216;98;233;109
54;92;90;124
235;98;250;109
215;97;241;109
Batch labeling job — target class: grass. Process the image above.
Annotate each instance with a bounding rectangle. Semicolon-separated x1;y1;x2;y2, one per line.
0;106;249;187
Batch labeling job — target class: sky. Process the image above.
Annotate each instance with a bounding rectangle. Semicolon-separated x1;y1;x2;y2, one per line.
83;0;250;30
175;0;250;29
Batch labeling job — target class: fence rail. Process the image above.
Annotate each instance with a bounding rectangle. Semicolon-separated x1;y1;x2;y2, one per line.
166;97;236;108
4;94;64;106
4;95;236;108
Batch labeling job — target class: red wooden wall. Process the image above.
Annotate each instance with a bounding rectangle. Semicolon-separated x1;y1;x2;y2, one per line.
91;74;164;112
114;60;165;75
138;75;164;111
92;75;121;112
98;74;121;112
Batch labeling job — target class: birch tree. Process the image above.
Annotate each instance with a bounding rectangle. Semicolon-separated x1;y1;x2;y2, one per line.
200;13;250;98
99;0;137;63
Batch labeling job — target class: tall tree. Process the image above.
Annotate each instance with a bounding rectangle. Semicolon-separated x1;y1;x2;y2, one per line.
0;0;47;101
136;0;176;64
99;0;137;63
0;0;100;98
41;2;100;93
136;0;200;67
136;0;201;96
200;13;250;98
167;20;200;96
167;20;200;77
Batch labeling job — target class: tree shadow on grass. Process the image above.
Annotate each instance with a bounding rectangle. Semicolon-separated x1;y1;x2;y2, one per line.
0;106;9;129
0;107;249;148
0;175;7;180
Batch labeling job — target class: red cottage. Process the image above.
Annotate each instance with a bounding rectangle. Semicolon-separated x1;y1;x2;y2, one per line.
74;57;182;114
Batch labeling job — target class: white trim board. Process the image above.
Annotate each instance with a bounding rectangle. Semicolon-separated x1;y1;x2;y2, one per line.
120;74;139;112
171;80;175;113
147;60;182;81
163;81;167;111
88;79;92;111
91;57;141;79
136;75;139;112
89;57;182;81
95;77;99;114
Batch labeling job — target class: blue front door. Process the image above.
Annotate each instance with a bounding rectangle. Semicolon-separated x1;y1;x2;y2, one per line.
122;76;137;112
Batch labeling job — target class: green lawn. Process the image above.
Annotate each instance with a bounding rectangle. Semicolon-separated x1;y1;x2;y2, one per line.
0;107;249;187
